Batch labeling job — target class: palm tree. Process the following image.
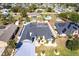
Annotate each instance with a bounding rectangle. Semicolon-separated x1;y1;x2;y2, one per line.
46;7;52;12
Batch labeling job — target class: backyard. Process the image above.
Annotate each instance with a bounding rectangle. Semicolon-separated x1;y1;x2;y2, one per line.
35;35;79;56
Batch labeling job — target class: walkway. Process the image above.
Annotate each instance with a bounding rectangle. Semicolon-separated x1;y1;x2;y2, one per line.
47;22;57;38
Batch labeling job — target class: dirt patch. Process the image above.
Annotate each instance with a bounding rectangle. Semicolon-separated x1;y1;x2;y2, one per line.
55;36;68;48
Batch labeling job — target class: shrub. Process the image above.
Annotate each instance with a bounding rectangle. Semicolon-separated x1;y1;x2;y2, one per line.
8;39;16;49
66;39;79;50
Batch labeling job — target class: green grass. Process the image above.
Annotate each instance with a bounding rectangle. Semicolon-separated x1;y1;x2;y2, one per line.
59;46;79;56
46;46;79;56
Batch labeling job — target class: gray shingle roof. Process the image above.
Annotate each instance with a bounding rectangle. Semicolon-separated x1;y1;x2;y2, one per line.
0;24;18;42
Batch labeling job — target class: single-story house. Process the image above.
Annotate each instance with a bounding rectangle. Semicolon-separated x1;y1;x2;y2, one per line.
55;21;79;36
0;24;19;47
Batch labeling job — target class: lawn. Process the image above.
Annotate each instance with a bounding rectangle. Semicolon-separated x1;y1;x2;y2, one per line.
45;37;79;56
45;46;79;56
36;37;79;56
58;46;79;56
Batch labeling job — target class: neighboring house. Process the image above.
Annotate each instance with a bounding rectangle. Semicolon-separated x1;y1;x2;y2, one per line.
11;3;16;7
0;5;3;9
54;6;65;14
36;3;54;9
46;3;54;8
0;24;18;47
27;12;40;17
14;3;29;8
35;9;45;13
54;4;76;13
65;6;75;12
55;21;79;36
54;4;69;14
0;3;11;8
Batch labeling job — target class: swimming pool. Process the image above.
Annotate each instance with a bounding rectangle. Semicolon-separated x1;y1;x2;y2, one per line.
20;22;54;42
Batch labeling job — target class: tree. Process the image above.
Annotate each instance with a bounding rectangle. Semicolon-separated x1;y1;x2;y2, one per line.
68;12;79;23
28;4;37;12
8;39;16;49
58;12;68;20
66;34;79;51
26;16;30;22
20;8;28;17
0;15;8;25
0;14;16;25
59;12;79;23
2;39;16;56
66;4;77;8
66;39;79;51
11;6;21;12
24;15;30;24
46;7;52;12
